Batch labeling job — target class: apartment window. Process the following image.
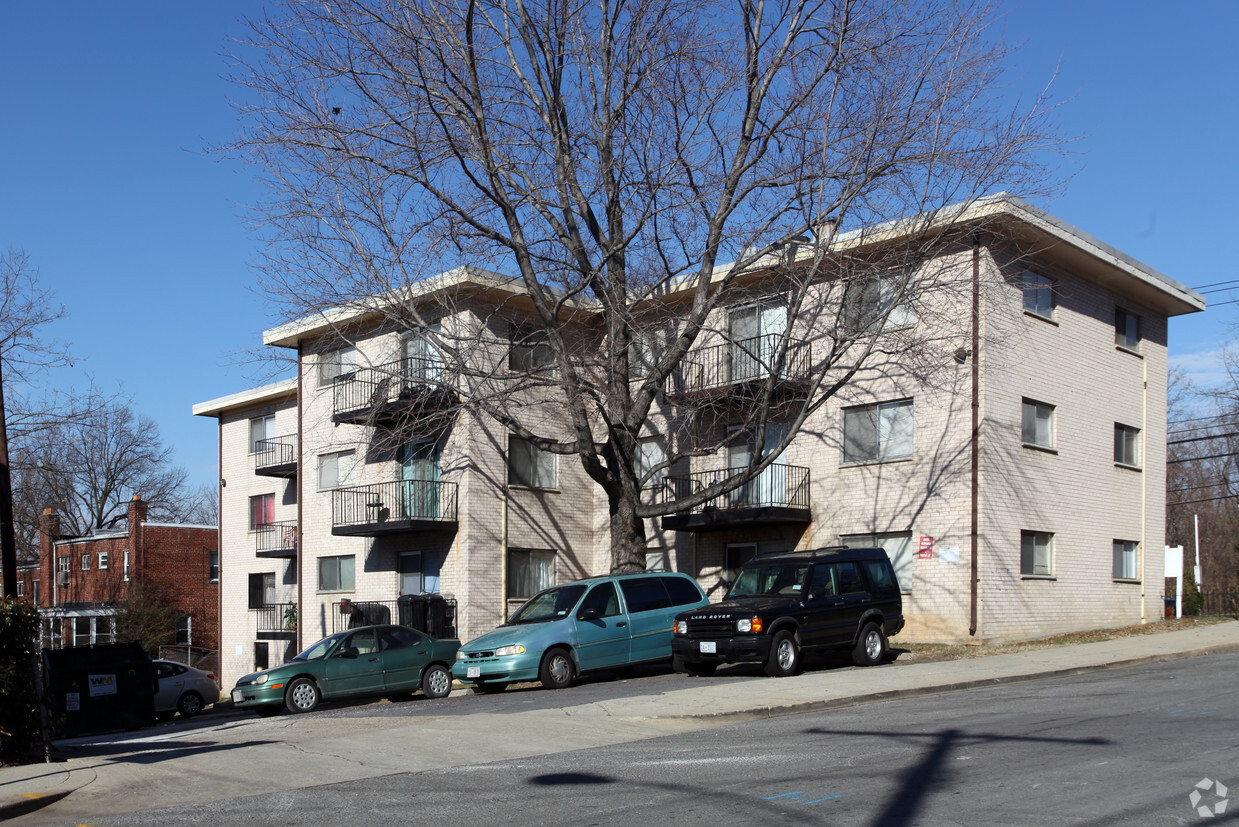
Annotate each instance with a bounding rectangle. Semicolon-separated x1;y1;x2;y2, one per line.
98;551;108;570
629;325;671;379
249;415;275;453
842;531;913;590
841;274;915;332
1021;399;1055;449
318;344;358;386
1021;531;1053;577
636;438;666;488
319;555;356;592
1115;308;1141;351
208;550;219;582
250;493;276;530
249;572;276;609
1022;270;1055;319
508;436;557;489
317;450;358;490
509;328;555;373
123;551;130;581
1114;424;1141;467
31;581;39;603
15;581;23;597
57;555;70;574
508;549;555;601
1113;541;1138;580
80;553;90;571
843;399;913;463
175;615;192;646
399;551;442;595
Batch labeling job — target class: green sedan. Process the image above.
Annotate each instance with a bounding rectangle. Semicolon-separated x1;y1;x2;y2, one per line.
231;624;461;715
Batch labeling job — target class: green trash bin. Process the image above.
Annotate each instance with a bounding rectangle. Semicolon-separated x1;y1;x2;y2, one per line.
43;642;156;737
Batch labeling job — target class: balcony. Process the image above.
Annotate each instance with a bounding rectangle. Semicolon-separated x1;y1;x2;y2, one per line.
331;479;459;537
254;435;298;477
329;596;457;636
660;463;811;532
252;603;297;640
332;357;457;426
665;334;811;401
254;520;298;559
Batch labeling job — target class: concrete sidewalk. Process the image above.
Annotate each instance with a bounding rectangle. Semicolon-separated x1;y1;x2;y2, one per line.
4;620;1238;824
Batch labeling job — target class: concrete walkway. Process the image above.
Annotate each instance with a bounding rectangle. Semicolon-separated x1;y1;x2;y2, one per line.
4;620;1238;824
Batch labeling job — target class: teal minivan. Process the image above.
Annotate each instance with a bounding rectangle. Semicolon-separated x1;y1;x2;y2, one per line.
452;571;709;691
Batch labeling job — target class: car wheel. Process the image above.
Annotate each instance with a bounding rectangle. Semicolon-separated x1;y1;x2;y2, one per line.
156;711;176;723
473;682;507;695
852;622;888;667
764;630;799;677
539;647;575;690
177;691;204;718
255;706;283;718
285;677;321;713
422;664;452;699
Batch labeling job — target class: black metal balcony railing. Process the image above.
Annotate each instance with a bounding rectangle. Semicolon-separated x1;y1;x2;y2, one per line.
330;596;457;637
666;335;811;397
254;520;298;558
252;603;297;639
331;479;459;536
660;463;811;532
254;435;298;477
332;356;456;425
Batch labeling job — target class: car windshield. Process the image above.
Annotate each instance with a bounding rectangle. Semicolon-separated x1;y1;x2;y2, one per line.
507;584;588;624
293;631;349;661
727;564;809;598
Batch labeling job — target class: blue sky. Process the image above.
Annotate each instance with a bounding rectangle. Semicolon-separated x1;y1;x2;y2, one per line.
2;1;1236;493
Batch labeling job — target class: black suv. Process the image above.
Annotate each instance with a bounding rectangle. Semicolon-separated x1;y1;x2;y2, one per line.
672;546;904;677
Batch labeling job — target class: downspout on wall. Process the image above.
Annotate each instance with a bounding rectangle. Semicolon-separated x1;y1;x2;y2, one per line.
969;236;981;637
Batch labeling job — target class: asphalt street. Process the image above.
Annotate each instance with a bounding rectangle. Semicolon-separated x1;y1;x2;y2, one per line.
80;651;1239;826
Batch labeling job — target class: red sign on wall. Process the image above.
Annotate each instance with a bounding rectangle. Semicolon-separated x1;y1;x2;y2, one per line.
918;536;934;560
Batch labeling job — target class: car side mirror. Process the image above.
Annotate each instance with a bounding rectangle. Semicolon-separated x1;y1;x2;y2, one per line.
336;647;358;659
577;607;602;622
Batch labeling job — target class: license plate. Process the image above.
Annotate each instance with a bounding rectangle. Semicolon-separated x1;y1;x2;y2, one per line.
699;641;716;654
231;689;244;702
467;666;481;678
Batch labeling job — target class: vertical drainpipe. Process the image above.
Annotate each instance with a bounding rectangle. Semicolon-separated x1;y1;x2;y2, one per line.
500;485;509;622
1140;358;1148;623
969;235;981;637
296;344;304;650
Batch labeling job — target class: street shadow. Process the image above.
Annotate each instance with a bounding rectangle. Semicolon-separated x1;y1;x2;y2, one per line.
57;739;279;765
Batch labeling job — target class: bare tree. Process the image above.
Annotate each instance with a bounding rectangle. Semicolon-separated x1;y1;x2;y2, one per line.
229;0;1059;570
181;482;220;527
23;401;193;537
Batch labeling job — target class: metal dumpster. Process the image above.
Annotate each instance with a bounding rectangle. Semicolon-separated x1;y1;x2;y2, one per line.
42;642;156;737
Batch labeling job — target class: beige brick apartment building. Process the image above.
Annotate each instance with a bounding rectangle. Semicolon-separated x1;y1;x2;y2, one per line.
196;195;1204;690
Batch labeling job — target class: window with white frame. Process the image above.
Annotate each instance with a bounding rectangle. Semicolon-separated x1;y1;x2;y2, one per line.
1022;270;1055;319
843;399;913;463
31;581;39;602
80;553;90;571
1115;308;1141;351
841;531;914;590
509;328;555;373
175;615;192;646
73;617;92;648
318;344;358;386
841;274;916;333
209;550;219;582
249;415;275;453
1114;423;1141;467
250;493;276;530
319;555;355;592
57;555;70;574
1021;531;1053;577
1021;399;1055;449
636;438;667;488
508;436;557;489
98;551;108;569
507;548;555;600
1113;540;1138;580
123;551;129;581
15;581;22;597
317;450;358;490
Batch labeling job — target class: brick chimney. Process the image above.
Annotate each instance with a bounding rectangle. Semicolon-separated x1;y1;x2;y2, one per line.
128;495;148;526
128;495;147;585
39;508;60;608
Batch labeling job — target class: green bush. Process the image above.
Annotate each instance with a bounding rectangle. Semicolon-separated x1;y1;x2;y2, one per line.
0;598;40;764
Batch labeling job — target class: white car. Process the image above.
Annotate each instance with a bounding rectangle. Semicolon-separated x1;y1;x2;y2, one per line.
153;660;220;721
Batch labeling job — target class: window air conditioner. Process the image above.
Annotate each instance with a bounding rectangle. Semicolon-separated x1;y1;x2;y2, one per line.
56;571;70;586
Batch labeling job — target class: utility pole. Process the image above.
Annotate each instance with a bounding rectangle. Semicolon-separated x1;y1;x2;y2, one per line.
0;354;17;598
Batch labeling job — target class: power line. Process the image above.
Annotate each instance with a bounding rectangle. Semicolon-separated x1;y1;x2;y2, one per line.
1168;494;1239;506
1168;451;1239;465
1192;279;1239;291
1168;430;1239;446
